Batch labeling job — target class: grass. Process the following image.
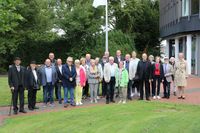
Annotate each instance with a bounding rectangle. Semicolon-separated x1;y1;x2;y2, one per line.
0;77;101;106
0;77;43;106
0;101;200;133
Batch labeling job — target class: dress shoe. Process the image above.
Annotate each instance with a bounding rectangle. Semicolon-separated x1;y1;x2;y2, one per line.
19;110;27;113
182;96;186;99
178;96;182;99
106;101;109;104
111;100;115;103
64;104;69;108
146;98;151;101
138;98;143;100
162;96;167;99
28;108;34;111
71;103;76;107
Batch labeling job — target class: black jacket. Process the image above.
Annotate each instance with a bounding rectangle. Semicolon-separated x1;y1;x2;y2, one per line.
151;63;164;80
114;56;124;65
56;65;63;82
136;60;152;80
26;67;40;90
8;65;26;89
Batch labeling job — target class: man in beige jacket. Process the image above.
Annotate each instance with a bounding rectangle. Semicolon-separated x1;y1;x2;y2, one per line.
104;56;118;104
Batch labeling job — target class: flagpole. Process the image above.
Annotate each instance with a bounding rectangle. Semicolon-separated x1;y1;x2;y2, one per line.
105;0;108;52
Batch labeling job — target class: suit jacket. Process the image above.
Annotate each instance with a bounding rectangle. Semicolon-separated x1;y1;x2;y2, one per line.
103;63;118;83
62;64;77;88
129;58;140;80
39;65;58;86
8;65;26;89
56;65;63;82
114;56;124;65
151;63;164;80
163;63;173;82
136;60;152;80
26;67;40;90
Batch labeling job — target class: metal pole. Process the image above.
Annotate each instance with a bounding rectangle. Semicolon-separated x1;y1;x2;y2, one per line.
105;0;108;52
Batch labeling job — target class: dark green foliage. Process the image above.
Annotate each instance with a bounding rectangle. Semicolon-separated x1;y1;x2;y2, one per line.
0;0;159;72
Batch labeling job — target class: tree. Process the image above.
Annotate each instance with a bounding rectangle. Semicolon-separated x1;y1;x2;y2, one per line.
0;0;57;72
111;0;160;56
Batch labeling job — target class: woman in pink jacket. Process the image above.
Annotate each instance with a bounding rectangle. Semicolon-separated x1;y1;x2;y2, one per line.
75;59;86;105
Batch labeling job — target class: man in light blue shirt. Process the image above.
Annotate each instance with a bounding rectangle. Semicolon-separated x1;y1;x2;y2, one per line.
104;56;118;104
39;59;57;107
45;66;52;83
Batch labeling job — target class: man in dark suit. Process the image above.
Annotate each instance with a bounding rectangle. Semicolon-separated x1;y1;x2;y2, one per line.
114;50;124;65
55;58;63;104
62;57;77;107
136;53;152;101
8;57;27;114
26;61;40;110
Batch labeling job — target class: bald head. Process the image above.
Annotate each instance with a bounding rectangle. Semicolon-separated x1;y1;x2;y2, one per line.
57;58;62;66
142;53;147;61
45;59;51;67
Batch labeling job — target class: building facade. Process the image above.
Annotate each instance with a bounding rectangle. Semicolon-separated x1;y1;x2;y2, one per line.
160;0;200;76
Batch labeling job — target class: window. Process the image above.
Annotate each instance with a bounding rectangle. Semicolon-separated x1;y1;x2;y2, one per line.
191;0;199;14
182;0;189;16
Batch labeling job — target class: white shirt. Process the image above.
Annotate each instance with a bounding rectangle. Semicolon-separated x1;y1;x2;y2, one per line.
117;56;121;62
32;69;38;82
58;65;62;74
16;65;20;72
110;64;115;77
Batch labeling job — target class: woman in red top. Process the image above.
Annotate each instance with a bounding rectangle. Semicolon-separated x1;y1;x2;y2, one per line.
151;56;164;100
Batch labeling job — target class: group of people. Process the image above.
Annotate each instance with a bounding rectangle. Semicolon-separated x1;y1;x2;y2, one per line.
8;50;188;115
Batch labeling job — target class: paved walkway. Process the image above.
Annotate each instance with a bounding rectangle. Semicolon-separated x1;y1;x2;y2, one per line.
0;76;200;125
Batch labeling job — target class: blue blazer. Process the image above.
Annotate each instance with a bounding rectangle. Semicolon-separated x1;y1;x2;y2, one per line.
39;66;58;86
62;64;77;88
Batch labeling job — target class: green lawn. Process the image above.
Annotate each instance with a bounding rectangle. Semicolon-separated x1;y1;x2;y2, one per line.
0;102;200;133
0;77;43;106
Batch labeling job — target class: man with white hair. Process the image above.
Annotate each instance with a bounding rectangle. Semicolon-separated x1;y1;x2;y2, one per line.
39;59;58;107
104;56;118;104
62;57;77;107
